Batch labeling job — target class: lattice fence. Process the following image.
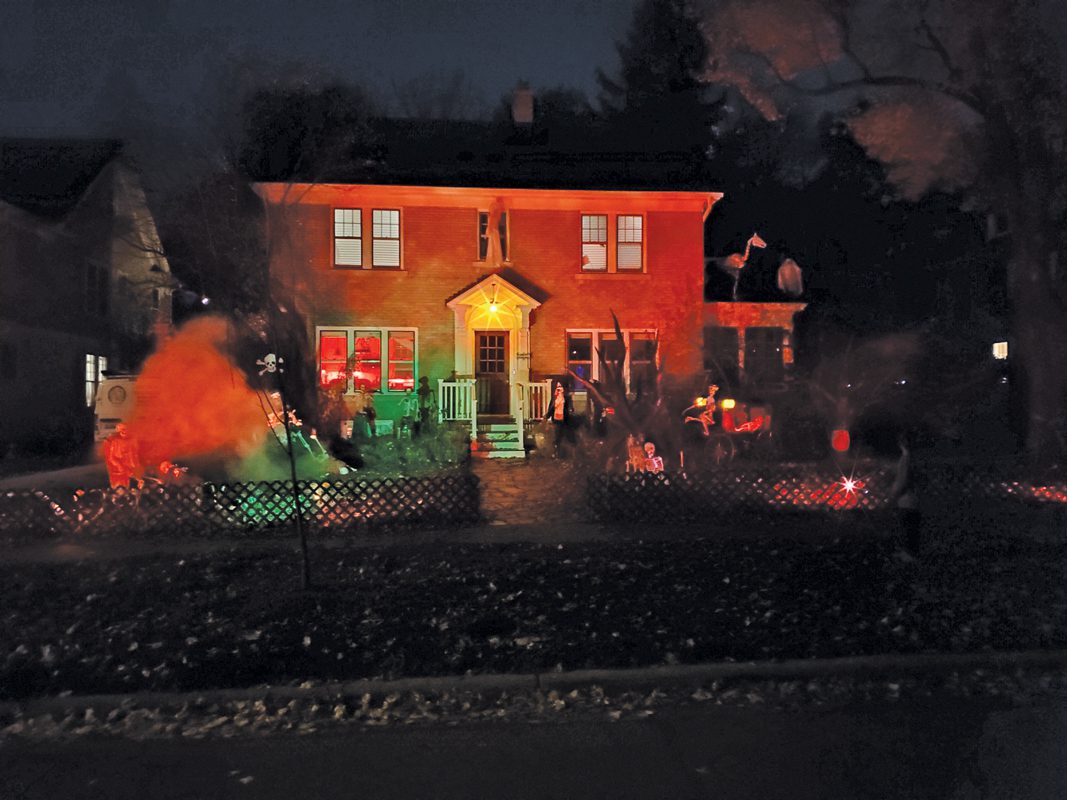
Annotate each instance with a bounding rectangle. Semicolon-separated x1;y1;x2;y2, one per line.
586;463;1067;524
0;471;481;541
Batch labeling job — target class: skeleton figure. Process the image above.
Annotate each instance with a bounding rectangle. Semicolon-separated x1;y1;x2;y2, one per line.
626;434;646;473
643;441;665;474
256;353;283;376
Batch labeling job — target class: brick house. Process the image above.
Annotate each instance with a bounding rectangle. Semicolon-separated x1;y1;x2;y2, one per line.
256;182;720;454
0;139;173;451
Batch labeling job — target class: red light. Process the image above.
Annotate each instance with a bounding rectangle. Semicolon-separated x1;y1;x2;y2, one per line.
832;429;850;452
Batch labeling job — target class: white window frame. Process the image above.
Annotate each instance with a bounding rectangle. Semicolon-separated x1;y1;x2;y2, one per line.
478;209;510;262
84;353;107;407
616;214;644;271
581;214;608;272
565;329;657;391
372;208;401;268
316;326;418;395
580;213;646;273
333;208;363;268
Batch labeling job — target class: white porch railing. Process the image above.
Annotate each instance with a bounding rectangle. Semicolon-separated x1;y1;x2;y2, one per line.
524;380;553;424
438;378;477;442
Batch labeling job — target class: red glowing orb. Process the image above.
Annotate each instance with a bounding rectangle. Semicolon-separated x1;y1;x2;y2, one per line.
831;429;851;452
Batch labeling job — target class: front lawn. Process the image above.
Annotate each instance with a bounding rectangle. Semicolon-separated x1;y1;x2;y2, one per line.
3;526;1067;700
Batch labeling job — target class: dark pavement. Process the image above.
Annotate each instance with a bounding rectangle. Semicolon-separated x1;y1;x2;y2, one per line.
4;696;1067;799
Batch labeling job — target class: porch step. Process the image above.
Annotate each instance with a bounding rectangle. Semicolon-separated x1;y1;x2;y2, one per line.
473;416;526;459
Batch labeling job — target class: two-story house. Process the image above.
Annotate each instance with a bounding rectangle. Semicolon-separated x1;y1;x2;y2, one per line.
0;139;173;452
256;182;720;455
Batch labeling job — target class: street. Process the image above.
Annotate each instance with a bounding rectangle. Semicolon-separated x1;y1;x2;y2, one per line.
4;695;1067;799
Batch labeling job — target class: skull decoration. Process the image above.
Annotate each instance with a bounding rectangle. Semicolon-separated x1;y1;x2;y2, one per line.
256;353;283;376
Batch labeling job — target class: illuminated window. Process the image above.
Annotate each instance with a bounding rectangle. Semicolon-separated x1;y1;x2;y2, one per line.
478;211;509;261
372;209;400;267
992;341;1008;359
565;329;656;392
318;331;348;389
387;331;415;391
316;327;417;394
333;209;362;267
352;331;382;391
84;353;107;407
566;333;593;382
616;215;643;270
581;215;607;271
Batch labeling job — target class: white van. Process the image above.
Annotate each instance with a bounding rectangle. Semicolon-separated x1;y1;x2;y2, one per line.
93;375;137;442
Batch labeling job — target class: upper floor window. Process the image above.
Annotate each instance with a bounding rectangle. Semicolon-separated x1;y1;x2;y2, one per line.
85;353;107;407
334;208;362;267
581;214;645;273
478;210;509;262
372;209;401;267
581;215;608;271
333;208;402;269
616;215;643;271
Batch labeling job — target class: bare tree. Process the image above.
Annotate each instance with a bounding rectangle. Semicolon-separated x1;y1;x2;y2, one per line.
695;0;1067;460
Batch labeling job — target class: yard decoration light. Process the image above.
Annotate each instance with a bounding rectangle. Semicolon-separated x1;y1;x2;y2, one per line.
721;398;736;409
832;428;851;452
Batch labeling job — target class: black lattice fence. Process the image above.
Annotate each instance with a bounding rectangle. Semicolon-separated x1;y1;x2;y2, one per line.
586;463;1067;524
0;471;480;541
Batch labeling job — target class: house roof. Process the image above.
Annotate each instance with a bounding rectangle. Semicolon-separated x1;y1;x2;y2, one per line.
311;117;717;193
0;138;122;217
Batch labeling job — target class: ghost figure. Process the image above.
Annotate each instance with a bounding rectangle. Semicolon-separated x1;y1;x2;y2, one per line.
257;353;283;376
643;441;665;474
776;258;804;297
483;198;506;267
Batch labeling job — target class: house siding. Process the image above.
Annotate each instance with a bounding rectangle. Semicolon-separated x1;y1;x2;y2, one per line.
261;184;718;420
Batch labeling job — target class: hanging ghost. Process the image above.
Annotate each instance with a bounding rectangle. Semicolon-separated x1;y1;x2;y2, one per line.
483;197;506;267
776;258;804;297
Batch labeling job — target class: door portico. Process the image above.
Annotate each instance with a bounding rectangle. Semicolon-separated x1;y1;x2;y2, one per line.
446;274;541;417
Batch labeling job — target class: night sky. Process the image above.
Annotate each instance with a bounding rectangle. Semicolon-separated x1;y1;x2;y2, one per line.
0;0;636;137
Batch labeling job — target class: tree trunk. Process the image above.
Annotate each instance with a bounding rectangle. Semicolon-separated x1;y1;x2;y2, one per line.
1010;226;1067;464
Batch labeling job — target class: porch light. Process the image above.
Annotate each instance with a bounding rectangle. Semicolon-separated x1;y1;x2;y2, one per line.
992;341;1008;359
489;303;498;313
721;398;736;410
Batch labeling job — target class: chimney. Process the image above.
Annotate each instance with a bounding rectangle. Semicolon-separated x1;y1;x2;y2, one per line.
511;81;534;125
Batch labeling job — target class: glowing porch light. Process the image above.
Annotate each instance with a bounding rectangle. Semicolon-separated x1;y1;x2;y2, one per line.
992;341;1008;359
489;303;498;313
721;398;736;409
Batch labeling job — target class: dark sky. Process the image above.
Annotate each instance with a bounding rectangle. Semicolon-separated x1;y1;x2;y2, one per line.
0;0;636;137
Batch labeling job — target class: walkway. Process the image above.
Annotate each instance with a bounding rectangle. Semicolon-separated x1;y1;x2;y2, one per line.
470;458;587;525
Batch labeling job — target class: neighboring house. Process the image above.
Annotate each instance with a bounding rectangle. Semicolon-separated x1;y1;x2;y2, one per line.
0;138;173;450
256;182;720;456
703;302;807;391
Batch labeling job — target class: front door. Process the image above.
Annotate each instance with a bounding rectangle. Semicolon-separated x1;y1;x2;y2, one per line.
475;331;509;414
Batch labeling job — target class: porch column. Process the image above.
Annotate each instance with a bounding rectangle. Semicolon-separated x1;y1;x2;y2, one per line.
452;305;472;376
515;306;532;385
